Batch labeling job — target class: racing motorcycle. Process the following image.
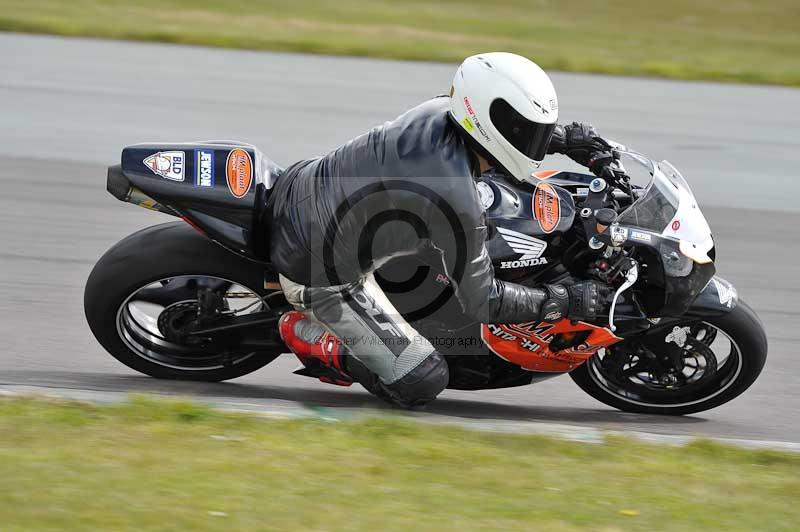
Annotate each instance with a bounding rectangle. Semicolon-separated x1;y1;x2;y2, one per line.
84;141;767;415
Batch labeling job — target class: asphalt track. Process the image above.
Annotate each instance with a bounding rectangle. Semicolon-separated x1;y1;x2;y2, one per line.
1;33;799;444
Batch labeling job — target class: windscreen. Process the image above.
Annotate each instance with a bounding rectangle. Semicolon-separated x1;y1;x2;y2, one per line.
615;171;680;232
612;151;714;277
613;151;693;234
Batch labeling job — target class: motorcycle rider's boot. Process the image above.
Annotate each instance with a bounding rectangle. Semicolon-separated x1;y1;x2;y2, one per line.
278;311;352;386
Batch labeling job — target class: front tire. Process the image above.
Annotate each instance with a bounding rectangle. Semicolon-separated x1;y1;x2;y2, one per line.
84;222;283;382
569;300;767;415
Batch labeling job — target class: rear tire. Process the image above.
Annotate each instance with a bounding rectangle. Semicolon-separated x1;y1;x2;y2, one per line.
569;300;767;415
84;222;283;382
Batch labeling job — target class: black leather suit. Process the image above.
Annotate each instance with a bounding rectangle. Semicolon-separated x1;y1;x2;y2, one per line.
267;96;550;325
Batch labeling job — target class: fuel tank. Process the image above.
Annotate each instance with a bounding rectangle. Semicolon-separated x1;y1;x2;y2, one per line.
478;172;584;282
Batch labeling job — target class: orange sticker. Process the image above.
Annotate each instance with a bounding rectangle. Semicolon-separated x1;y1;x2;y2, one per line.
481;320;621;373
533;182;560;233
533;169;560;180
226;148;253;199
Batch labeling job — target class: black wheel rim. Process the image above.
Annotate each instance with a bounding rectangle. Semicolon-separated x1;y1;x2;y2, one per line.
587;321;742;408
116;275;265;371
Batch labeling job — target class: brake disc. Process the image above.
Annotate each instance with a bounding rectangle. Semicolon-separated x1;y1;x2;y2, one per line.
157;301;202;343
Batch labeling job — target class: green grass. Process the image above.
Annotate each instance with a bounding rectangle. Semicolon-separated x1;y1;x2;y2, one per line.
1;0;798;86
0;396;799;531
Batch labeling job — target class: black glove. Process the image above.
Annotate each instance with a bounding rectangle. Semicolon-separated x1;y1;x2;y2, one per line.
540;282;610;323
547;122;609;167
586;150;615;177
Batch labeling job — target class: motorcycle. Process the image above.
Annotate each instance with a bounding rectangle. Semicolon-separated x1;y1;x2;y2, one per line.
85;141;767;415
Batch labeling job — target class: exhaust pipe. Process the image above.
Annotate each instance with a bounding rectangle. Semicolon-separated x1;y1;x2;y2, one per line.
106;165;177;215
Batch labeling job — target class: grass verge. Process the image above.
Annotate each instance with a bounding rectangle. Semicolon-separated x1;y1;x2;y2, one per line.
1;0;798;86
0;395;799;530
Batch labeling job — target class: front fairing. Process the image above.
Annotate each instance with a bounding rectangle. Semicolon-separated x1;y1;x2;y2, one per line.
608;153;716;316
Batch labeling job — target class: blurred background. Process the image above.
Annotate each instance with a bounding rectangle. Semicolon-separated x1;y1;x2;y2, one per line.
0;0;799;441
1;1;800;529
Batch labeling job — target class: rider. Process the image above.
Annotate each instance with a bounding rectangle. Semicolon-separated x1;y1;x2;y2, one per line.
267;52;610;408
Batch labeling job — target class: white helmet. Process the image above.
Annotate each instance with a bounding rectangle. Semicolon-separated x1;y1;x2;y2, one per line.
449;52;558;185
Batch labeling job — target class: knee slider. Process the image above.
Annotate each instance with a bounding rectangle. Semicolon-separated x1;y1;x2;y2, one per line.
385;351;449;407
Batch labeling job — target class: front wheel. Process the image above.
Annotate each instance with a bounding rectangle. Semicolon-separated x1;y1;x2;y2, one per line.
84;222;285;382
569;300;767;415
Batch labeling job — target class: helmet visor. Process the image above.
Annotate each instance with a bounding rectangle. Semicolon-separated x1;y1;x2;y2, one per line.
489;98;555;163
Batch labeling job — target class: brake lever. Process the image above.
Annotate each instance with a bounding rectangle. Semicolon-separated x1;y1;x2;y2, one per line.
609;262;638;332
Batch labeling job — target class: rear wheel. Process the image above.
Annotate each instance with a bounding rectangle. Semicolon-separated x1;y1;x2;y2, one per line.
84;222;286;381
569;300;767;415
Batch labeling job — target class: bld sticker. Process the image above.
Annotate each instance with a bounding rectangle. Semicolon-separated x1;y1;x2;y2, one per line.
143;151;185;181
